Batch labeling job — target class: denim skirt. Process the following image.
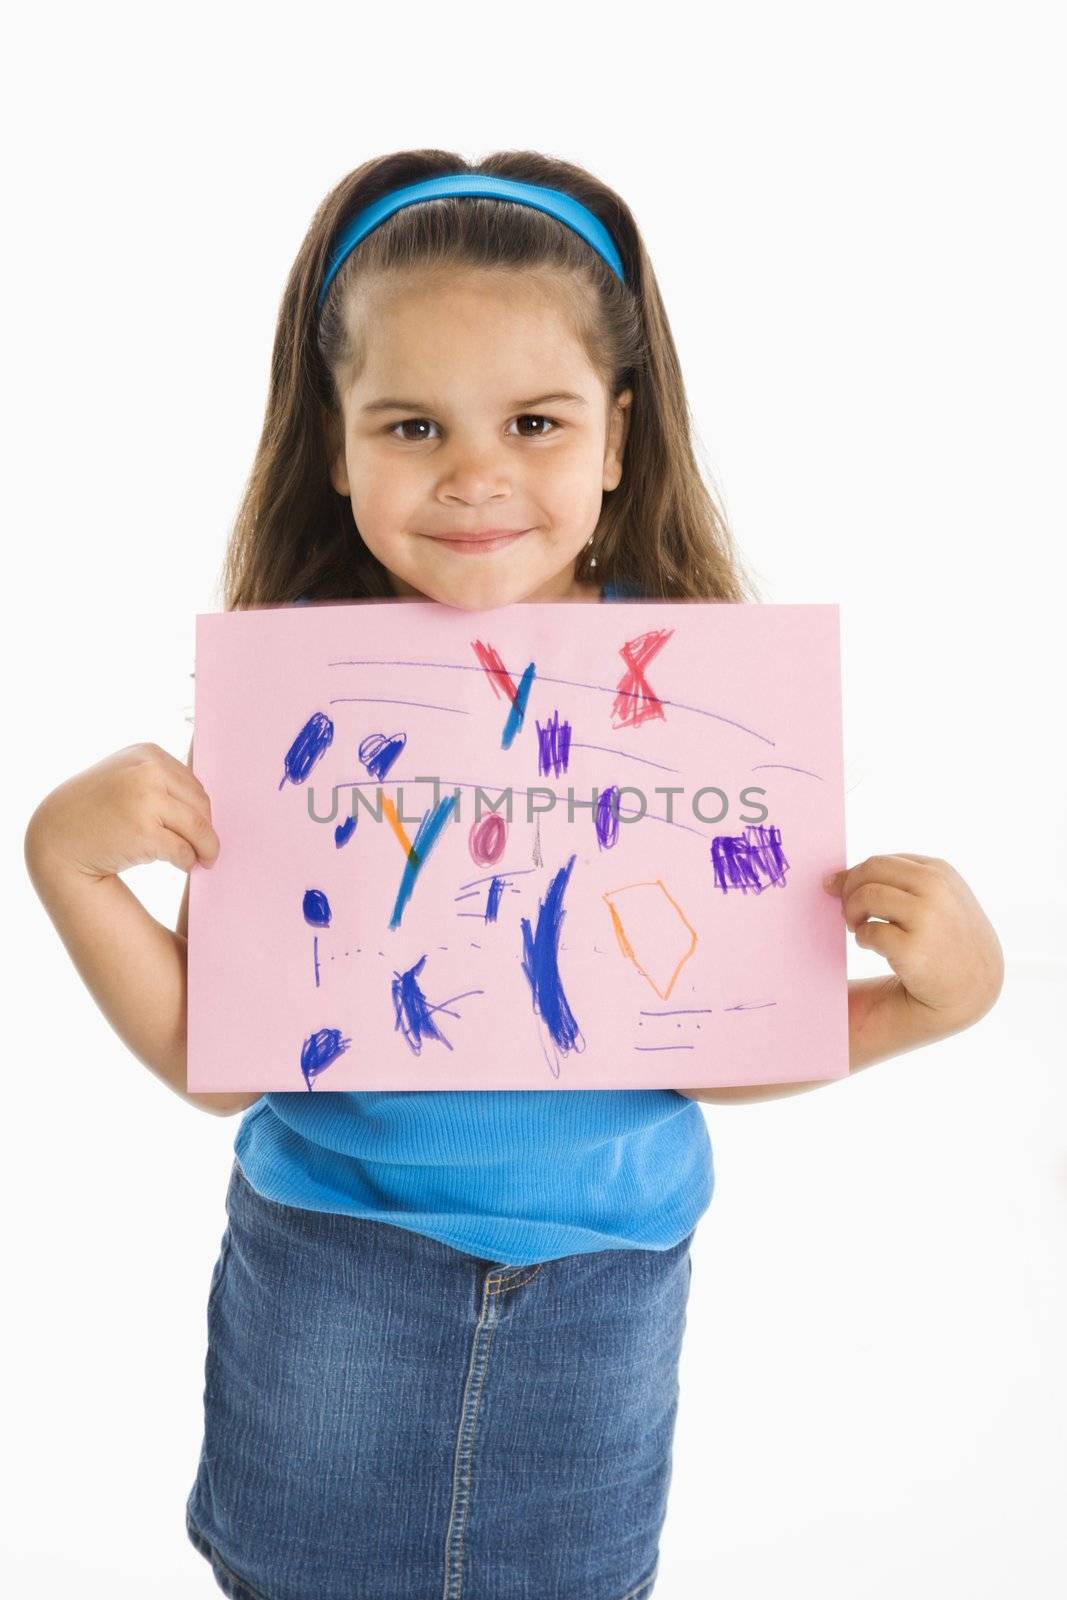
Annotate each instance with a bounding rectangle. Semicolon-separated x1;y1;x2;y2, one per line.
185;1157;696;1600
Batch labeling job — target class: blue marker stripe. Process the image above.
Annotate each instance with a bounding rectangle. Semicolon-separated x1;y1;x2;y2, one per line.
388;793;459;929
501;662;536;749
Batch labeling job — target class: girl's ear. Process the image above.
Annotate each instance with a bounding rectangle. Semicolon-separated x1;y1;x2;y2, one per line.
603;388;633;492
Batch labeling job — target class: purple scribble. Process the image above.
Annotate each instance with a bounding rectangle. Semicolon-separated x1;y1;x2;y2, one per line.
711;824;790;894
595;786;621;849
300;1026;351;1091
359;731;407;780
519;853;583;1071
279;712;334;789
536;709;572;777
302;888;331;927
335;815;357;848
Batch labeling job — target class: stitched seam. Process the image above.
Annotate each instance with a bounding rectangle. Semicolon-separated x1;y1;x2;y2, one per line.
488;1264;544;1293
453;1318;496;1599
614;1560;659;1600
188;1516;273;1600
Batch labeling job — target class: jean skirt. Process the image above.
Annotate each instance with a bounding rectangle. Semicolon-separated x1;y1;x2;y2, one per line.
185;1156;696;1600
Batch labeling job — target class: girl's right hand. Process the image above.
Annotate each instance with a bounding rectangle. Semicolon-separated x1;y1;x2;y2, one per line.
26;742;221;881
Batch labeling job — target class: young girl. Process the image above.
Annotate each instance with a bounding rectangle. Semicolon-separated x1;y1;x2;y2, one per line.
24;151;1004;1600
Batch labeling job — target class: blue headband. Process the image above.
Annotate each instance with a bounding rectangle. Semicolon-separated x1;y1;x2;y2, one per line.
315;173;626;316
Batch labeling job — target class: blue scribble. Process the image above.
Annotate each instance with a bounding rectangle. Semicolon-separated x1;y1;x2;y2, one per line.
519;853;583;1071
711;824;790;894
595;785;621;849
501;662;536;749
536;709;572;777
335;815;357;848
390;955;486;1056
391;955;454;1055
388;792;459;930
485;875;505;922
359;731;407;780
278;712;334;789
302;888;332;927
300;1026;351;1091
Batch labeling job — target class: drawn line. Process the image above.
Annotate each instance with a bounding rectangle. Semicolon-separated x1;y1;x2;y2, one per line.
570;741;681;773
639;1007;714;1016
330;696;470;714
327;657;775;745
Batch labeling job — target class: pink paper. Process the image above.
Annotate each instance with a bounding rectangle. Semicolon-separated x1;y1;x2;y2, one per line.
187;599;848;1093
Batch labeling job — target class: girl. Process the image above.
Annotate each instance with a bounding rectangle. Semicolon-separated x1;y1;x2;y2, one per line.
23;151;1004;1600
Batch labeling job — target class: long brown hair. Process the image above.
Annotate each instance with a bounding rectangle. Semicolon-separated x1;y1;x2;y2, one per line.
220;149;762;609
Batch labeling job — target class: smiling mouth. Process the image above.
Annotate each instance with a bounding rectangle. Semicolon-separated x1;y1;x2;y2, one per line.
425;529;531;553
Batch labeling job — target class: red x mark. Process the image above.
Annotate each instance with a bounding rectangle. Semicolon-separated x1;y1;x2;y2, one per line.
611;629;674;729
471;638;519;705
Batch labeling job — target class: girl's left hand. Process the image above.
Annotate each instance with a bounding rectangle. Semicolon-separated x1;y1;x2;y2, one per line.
823;854;1004;1031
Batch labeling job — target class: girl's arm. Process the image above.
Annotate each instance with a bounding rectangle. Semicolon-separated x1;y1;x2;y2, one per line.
677;855;1004;1106
23;738;248;1118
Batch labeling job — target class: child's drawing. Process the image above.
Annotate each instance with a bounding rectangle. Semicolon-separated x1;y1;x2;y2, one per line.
187;601;848;1094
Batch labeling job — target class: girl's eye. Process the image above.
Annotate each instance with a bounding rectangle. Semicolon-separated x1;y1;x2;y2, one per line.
387;414;559;442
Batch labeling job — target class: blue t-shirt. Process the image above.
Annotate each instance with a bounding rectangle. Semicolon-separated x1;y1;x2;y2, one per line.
233;579;714;1265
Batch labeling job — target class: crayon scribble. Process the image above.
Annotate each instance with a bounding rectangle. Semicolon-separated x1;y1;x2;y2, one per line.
595;785;622;849
471;639;536;748
484;875;505;922
711;824;789;894
519;853;584;1075
335;815;357;848
279;712;334;789
302;889;331;927
359;731;406;781
302;889;331;989
536;709;572;777
387;792;459;930
469;813;506;866
300;1026;351;1091
611;629;674;730
391;953;484;1056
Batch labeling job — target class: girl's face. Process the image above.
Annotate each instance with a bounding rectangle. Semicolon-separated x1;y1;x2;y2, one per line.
328;270;631;610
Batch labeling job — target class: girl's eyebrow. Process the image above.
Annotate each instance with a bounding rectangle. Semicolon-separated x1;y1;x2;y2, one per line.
360;391;589;414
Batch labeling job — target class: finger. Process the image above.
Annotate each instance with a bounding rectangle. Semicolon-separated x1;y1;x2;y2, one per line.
836;854;933;900
854;919;909;962
842;882;921;932
151;825;201;873
140;742;213;816
154;793;220;866
163;765;214;822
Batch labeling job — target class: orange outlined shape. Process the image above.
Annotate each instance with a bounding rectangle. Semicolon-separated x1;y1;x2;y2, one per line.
603;879;698;1000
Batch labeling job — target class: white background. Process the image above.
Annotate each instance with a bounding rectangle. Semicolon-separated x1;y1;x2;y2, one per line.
5;2;1063;1595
